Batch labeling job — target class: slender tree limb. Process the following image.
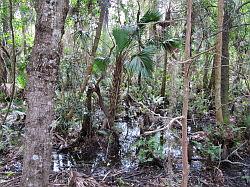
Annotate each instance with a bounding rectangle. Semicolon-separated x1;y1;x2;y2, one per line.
138;18;184;26
93;83;109;118
177;47;215;64
236;1;250;13
125;94;173;119
1;0;16;128
80;0;108;93
225;141;247;160
221;159;250;167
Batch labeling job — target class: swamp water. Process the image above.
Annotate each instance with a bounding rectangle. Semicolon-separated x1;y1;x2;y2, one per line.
52;119;203;173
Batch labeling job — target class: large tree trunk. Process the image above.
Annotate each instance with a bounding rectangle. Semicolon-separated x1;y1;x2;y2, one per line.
22;1;69;186
181;0;192;186
214;0;224;123
221;1;232;121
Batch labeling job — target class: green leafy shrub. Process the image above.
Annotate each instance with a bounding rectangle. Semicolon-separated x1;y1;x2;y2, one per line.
192;123;246;162
135;136;164;163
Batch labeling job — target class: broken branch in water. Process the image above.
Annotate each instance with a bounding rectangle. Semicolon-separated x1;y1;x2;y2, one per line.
142;116;183;136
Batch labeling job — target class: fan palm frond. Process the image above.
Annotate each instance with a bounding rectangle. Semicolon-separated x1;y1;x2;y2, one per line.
162;38;182;51
140;9;162;24
112;26;135;55
126;46;156;77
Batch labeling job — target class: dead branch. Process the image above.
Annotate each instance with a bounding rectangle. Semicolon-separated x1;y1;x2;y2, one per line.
142;116;183;136
225;141;247;160
220;159;250;167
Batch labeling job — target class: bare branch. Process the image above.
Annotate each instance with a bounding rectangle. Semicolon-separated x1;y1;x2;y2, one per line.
142;116;183;136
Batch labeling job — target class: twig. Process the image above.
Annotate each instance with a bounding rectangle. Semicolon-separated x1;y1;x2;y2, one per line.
54;133;68;146
225;141;247;160
220;159;250;167
0;176;21;186
102;170;111;181
192;114;196;127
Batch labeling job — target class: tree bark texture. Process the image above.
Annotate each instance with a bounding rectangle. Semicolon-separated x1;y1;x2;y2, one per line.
221;1;232;121
208;58;215;94
109;55;124;127
181;0;192;186
80;86;93;137
22;1;69;186
214;0;224;123
202;31;211;94
107;55;124;161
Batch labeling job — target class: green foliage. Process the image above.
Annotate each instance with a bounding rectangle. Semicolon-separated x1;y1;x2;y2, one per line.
0;120;23;153
112;26;134;55
16;72;27;89
0;92;5;102
93;57;110;73
193;123;246;162
243;115;250;127
190;92;211;115
193;141;222;161
16;60;27;89
55;93;85;136
135;136;164;163
126;46;156;77
241;175;250;183
139;9;162;24
162;38;182;51
138;9;162;32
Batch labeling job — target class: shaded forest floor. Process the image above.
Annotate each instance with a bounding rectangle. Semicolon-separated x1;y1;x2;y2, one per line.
0;102;249;186
0;139;249;186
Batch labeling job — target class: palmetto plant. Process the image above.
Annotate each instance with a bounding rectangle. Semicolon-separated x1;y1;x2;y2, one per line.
106;9;163;161
109;9;162;126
